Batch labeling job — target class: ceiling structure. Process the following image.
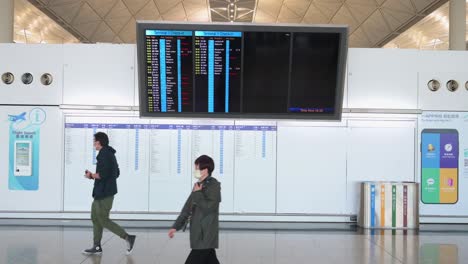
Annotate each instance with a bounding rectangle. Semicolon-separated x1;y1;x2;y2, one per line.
14;0;466;49
253;0;447;47
385;2;468;50
14;0;78;43
210;0;256;22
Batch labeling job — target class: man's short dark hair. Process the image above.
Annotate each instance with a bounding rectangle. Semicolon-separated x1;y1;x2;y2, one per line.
195;155;215;175
94;132;109;147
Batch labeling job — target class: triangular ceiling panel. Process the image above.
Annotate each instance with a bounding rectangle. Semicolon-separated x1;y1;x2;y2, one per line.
91;22;115;42
187;8;210;22
37;0;52;5
382;0;416;14
113;35;123;43
279;17;303;23
48;0;79;6
74;20;101;39
256;0;283;18
105;0;132;33
119;18;137;42
284;0;312;17
106;16;132;33
161;2;187;21
361;10;392;45
412;0;436;12
345;0;376;5
381;7;414;30
278;5;302;22
313;0;343;21
86;0;118;18
349;27;372;47
123;0;150;15
135;0;161;20
49;1;82;23
183;1;206;17
331;5;359;33
346;2;377;24
375;0;386;5
254;9;277;23
72;2;101;25
106;0;132;19
184;0;206;5
155;0;182;14
302;4;329;24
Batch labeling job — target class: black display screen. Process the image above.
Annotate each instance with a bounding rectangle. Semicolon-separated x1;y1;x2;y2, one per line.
137;23;348;120
242;32;290;114
289;33;340;114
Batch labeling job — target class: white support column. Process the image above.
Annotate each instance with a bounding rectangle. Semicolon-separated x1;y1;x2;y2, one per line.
0;0;14;43
449;0;467;50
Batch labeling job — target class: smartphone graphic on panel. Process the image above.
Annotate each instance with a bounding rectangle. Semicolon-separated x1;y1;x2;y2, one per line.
421;129;459;204
14;141;32;176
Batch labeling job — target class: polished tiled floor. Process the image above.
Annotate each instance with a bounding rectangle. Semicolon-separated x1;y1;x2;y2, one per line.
0;224;466;264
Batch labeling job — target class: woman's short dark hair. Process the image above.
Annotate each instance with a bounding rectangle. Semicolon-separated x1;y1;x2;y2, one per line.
195;155;215;175
94;132;109;147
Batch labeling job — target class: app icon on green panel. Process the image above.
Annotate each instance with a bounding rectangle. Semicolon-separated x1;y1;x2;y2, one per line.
422;168;440;204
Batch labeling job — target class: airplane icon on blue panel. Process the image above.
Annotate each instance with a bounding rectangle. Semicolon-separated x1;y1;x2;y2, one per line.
8;112;27;123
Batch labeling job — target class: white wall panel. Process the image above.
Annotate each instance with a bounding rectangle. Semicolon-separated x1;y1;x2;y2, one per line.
0;44;63;105
418;72;468;111
63;44;135;106
347;49;418;110
418;51;468;73
277;124;347;214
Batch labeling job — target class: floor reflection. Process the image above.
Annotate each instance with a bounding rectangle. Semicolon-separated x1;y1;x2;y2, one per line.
0;225;466;264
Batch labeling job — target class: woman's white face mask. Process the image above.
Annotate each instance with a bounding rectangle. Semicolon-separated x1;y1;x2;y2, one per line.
193;169;202;180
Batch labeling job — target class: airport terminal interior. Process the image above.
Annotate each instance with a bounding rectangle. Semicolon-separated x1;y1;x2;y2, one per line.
1;0;468;263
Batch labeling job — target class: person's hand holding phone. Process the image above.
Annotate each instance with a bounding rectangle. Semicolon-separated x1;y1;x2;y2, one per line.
84;170;93;179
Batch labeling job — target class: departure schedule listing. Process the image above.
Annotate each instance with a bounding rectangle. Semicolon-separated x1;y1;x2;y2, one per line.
194;31;242;113
145;30;193;113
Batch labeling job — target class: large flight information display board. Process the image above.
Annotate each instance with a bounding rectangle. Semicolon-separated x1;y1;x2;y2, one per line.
137;23;348;120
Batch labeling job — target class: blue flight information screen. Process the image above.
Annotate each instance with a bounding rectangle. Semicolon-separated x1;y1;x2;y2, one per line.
145;30;194;113
194;31;242;113
145;30;241;113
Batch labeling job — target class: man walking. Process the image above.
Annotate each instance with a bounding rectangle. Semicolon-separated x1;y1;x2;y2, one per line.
83;132;136;255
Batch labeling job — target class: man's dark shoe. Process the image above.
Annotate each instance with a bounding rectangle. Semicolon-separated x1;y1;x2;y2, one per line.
126;235;136;255
83;244;102;255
